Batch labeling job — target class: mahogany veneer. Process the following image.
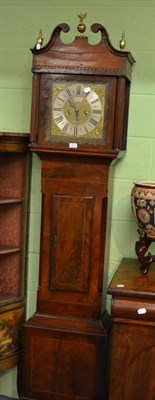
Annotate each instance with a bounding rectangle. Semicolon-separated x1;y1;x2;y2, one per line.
108;258;155;400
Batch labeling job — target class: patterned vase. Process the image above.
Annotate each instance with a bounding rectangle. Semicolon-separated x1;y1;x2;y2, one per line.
131;181;155;274
131;181;155;240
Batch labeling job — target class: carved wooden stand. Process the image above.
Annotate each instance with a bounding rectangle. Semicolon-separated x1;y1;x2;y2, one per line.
135;230;155;275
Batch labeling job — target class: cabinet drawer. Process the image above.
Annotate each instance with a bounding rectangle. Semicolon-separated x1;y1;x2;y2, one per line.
112;297;155;322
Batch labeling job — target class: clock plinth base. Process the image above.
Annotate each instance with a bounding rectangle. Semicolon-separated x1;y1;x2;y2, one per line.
19;311;110;400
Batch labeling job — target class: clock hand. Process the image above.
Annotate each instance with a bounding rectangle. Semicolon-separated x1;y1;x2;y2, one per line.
68;98;79;112
68;98;79;123
75;108;79;121
68;98;76;109
68;100;74;108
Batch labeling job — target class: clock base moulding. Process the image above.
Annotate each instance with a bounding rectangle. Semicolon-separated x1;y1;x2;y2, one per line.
19;311;111;400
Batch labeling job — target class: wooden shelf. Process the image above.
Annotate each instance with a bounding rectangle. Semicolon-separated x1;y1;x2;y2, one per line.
0;197;22;205
0;132;29;152
0;293;24;307
0;245;20;255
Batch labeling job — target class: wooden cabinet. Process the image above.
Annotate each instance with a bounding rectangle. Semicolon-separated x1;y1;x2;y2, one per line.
0;132;30;371
107;258;155;400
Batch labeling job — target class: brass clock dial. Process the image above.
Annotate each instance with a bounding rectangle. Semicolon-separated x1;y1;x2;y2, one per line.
51;83;106;139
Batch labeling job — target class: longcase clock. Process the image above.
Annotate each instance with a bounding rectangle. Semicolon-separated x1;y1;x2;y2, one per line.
19;17;135;400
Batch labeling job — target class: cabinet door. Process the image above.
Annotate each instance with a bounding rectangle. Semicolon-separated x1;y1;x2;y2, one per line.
109;322;155;400
38;177;107;318
50;193;93;293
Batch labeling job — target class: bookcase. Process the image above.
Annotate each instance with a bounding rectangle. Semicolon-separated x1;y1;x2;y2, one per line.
0;132;30;371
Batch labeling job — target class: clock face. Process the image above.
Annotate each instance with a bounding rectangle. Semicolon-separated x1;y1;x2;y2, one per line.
51;82;106;140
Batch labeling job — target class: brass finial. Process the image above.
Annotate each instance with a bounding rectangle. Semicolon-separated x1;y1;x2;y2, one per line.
119;31;126;50
77;13;87;38
35;29;43;50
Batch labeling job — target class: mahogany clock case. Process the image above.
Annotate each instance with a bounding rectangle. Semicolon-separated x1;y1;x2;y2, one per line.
19;151;112;400
19;21;135;400
30;22;135;157
36;153;112;319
